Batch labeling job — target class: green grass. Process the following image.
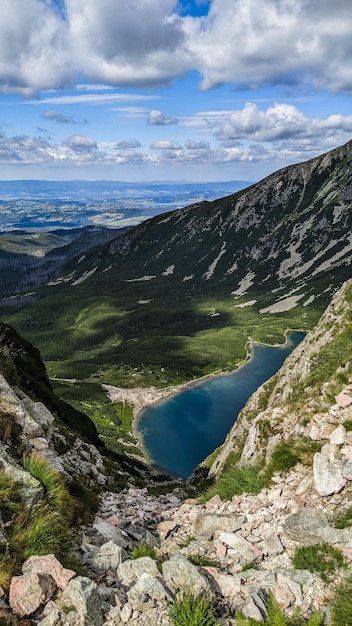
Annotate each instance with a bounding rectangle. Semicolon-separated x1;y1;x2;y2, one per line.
331;577;352;626
23;453;75;520
200;463;265;502
169;591;221;626
130;543;157;560
235;592;323;625
333;507;352;529
292;543;348;582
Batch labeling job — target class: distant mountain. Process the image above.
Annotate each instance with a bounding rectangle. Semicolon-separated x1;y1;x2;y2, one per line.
3;141;352;388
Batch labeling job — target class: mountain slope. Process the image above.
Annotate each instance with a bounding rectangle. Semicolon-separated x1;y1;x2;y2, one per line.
3;141;352;390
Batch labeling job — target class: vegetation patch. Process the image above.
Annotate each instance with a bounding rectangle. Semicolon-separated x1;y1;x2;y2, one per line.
169;591;220;626
200;463;265;502
331;577;352;626
333;506;352;529
292;543;348;582
130;543;157;560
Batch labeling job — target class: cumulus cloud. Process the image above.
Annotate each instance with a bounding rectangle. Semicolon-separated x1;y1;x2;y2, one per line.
185;0;352;93
150;140;182;150
185;139;210;149
216;103;352;143
42;110;73;124
64;133;97;152
1;0;352;94
148;110;178;125
116;138;141;149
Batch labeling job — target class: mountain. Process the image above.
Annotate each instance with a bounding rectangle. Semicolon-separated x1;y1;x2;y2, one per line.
4;140;352;393
0;281;351;624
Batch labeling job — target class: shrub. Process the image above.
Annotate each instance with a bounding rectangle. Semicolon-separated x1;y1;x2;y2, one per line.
130;543;157;560
292;543;347;582
169;591;220;626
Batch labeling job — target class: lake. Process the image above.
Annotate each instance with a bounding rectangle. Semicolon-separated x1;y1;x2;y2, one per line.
137;332;304;479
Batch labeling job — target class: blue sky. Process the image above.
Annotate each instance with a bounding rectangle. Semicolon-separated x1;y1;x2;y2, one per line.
0;0;352;182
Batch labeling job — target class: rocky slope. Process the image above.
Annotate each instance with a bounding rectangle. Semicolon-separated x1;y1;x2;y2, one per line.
0;281;351;624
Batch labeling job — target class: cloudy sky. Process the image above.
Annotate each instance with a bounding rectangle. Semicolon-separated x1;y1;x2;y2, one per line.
0;0;352;182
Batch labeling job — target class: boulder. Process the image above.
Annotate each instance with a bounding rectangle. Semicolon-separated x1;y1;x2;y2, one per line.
58;576;103;626
117;557;159;586
335;392;352;408
9;573;56;617
283;508;329;545
127;573;171;612
22;554;75;590
91;541;124;572
219;531;262;564
93;518;128;548
162;553;212;595
313;452;347;496
194;513;246;538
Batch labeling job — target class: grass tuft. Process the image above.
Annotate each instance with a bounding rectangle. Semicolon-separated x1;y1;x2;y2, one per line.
200;463;264;502
130;543;157;560
331;577;352;626
292;543;347;582
169;591;220;626
235;591;323;625
333;506;352;529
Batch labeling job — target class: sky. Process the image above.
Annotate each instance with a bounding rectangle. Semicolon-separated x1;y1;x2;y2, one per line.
0;0;352;183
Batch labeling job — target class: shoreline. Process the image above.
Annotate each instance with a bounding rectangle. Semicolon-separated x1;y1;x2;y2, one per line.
102;328;305;463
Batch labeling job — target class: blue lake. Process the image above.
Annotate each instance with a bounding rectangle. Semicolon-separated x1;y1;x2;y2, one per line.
137;332;304;479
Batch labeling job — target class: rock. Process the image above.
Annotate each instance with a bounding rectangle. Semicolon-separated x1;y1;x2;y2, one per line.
9;573;56;617
341;459;352;480
335;392;352;408
58;576;103;626
194;513;246;538
313;452;347;496
120;602;133;622
127;573;171;612
157;519;178;540
330;425;347;445
283;508;329;545
117;557;159;586
259;533;284;557
22;554;75;590
219;531;262;564
241;590;267;621
202;567;241;597
93;518;128;548
91;541;124;572
162;553;212;595
0;444;43;508
272;581;295;610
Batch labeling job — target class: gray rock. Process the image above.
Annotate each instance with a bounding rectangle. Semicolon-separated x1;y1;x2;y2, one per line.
330;425;347;445
194;513;246;538
9;573;56;617
259;533;284;557
342;459;352;480
313;452;347;496
117;557;159;586
92;518;128;548
127;573;171;612
91;541;124;572
58;576;103;626
162;552;212;595
219;531;262;564
283;508;329;545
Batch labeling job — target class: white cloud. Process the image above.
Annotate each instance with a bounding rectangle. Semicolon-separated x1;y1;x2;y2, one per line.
116;138;141;149
151;140;182;150
185;139;210;149
1;0;352;95
216;103;352;143
64;134;97;152
148;110;178;125
28;93;157;106
42;110;73;124
185;0;352;93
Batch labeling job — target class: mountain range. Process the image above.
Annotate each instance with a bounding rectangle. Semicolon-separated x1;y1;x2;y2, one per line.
0;140;351;462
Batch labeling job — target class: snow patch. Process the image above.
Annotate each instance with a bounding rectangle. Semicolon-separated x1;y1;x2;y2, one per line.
202;242;227;280
183;275;194;282
303;295;315;306
71;267;98;286
260;294;304;314
234;300;257;308
225;261;238;275
232;271;256;296
138;299;152;304
162;265;175;276
103;265;112;272
48;271;76;286
126;275;156;282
